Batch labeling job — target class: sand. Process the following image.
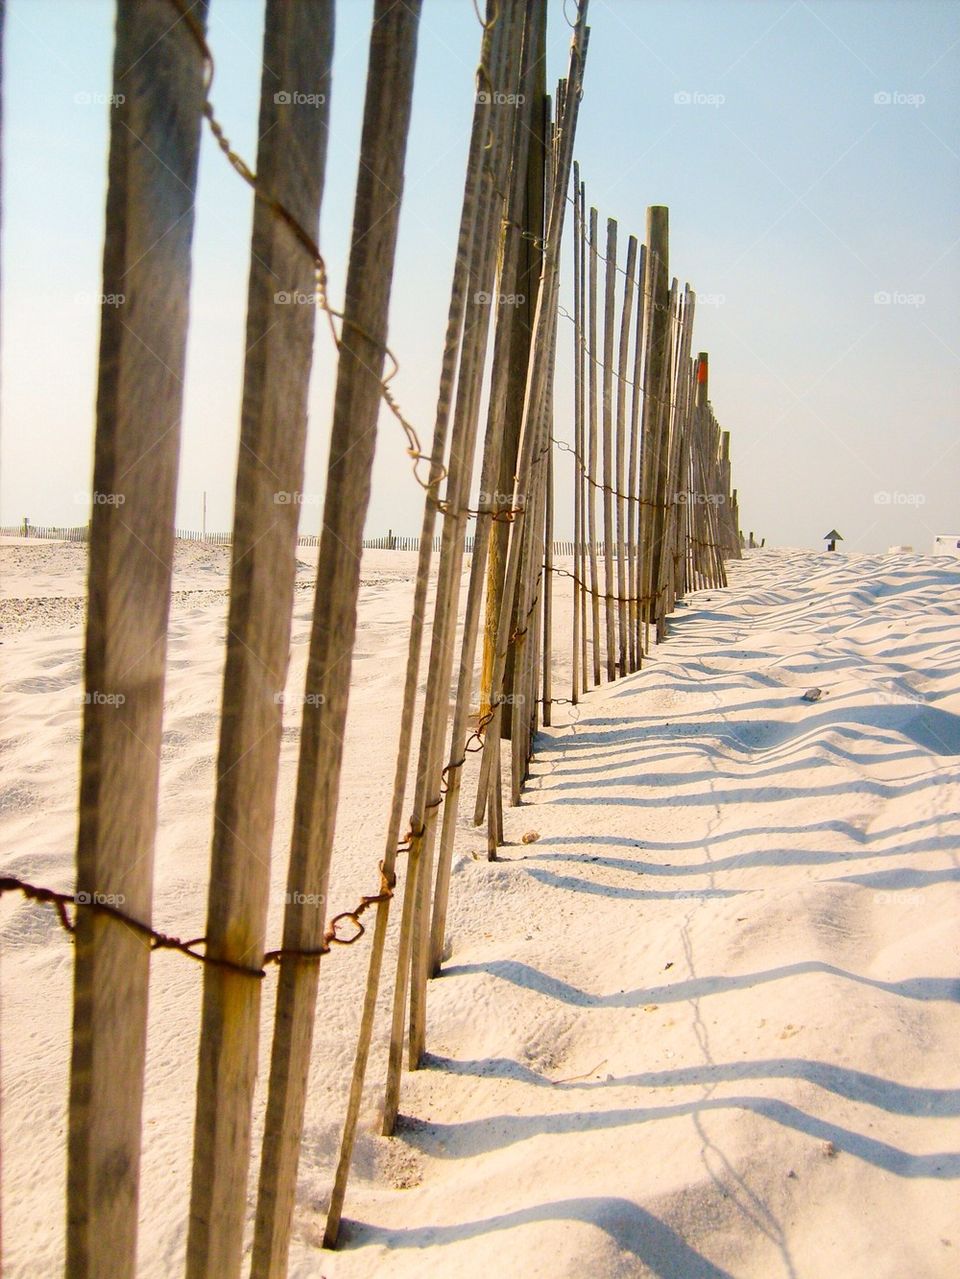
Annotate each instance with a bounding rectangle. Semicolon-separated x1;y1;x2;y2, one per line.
1;541;958;1277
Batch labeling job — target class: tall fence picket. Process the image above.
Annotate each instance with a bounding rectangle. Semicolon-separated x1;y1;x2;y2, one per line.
186;7;332;1276
66;6;208;1276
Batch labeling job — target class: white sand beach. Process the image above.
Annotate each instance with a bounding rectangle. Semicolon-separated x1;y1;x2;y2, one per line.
1;542;958;1277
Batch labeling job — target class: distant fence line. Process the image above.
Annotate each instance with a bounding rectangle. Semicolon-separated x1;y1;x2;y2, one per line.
2;523;699;558
1;522;90;542
0;4;753;1278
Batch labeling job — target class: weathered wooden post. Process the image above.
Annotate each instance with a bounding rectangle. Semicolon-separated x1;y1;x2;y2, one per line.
382;0;526;1128
429;0;547;981
241;6;421;1274
542;413;554;724
615;234;637;674
325;2;509;1241
578;177;590;688
187;6;333;1277
67;6;207;1276
474;12;589;830
403;1;526;1079
571;161;583;702
693;353;709;585
479;8;548;753
601;217;617;680
652;277;679;639
627;243;646;673
511;91;554;800
656;285;695;630
586;203;602;685
639;207;669;652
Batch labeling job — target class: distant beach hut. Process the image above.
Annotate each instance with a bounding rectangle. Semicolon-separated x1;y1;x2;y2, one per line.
933;534;960;557
824;528;843;552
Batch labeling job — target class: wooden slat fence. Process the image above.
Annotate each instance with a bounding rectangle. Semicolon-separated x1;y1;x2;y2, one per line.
0;1;757;1274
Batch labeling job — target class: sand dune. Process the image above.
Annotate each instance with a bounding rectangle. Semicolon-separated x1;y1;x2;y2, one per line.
1;544;958;1277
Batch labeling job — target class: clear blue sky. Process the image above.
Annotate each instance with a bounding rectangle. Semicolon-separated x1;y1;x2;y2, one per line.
2;0;958;551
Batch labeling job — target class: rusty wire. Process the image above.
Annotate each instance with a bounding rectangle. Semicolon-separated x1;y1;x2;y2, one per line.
0;869;397;977
548;562;666;609
552;437;668;508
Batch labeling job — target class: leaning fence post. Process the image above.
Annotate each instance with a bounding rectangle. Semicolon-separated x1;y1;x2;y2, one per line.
586;203;602;685
430;0;549;980
185;6;333;1277
380;0;521;1135
601;217;617;680
627;242;647;672
474;11;589;848
577;178;590;690
542;416;554;725
67;6;207;1276
246;5;422;1275
639;206;669;650
404;0;526;1081
571;161;583;703
615;234;637;675
323;15;502;1224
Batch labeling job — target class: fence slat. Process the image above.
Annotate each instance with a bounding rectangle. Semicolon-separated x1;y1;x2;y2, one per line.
578;177;591;688
231;3;422;1274
185;6;332;1276
477;13;589;831
627;242;647;672
429;0;547;981
586;201;602;686
324;0;503;1242
380;2;521;1130
404;0;525;1082
615;233;637;675
66;6;208;1276
639;207;669;649
571;162;583;702
510;90;553;806
601;217;617;680
476;2;548;808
